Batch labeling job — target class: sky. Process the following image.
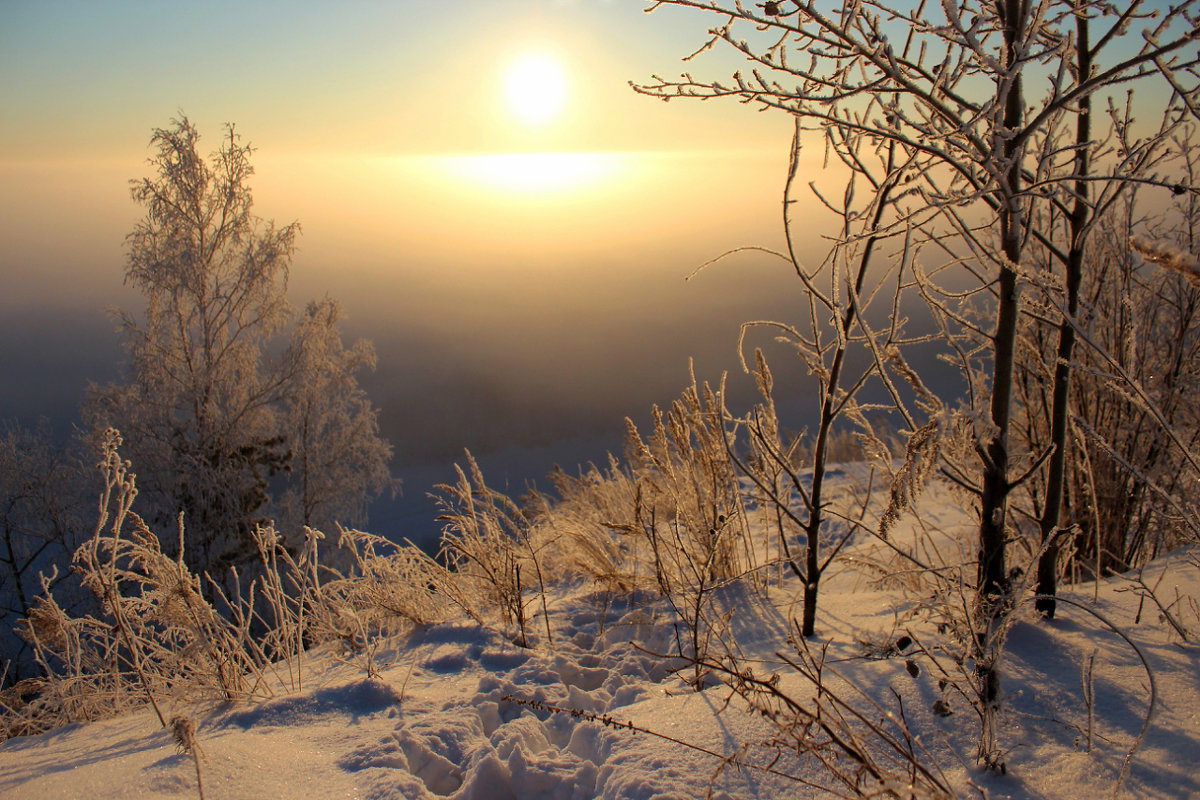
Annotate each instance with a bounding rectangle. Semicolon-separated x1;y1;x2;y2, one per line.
0;0;844;543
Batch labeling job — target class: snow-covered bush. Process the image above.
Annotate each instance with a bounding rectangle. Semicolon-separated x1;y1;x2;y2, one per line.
8;430;362;736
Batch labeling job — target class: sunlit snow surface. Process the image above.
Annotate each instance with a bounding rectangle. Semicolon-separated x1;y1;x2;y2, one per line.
2;477;1198;800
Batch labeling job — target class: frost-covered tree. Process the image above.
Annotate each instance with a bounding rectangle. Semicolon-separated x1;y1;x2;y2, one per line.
87;117;295;574
639;0;1199;764
1017;150;1200;586
637;0;1200;609
87;117;395;575
279;297;399;535
715;128;925;639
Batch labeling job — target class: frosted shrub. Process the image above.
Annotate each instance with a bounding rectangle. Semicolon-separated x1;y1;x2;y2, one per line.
611;378;759;687
434;451;552;647
6;429;358;737
8;573;140;737
533;457;647;593
331;526;451;630
622;377;751;591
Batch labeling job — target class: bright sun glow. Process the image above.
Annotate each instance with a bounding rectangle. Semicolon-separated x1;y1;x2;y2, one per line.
503;52;567;127
439;152;625;194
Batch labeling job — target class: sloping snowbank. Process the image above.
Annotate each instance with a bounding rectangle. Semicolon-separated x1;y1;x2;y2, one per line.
2;478;1197;800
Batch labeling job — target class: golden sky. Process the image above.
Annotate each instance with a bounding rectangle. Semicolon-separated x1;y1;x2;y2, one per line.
0;0;802;303
0;0;833;488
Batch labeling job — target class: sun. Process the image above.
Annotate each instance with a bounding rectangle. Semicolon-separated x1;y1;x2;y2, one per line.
503;52;568;127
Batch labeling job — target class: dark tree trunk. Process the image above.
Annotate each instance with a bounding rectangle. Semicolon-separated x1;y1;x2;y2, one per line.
1036;4;1091;619
977;0;1026;607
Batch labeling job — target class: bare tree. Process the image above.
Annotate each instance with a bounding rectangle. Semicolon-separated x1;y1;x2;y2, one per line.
1016;111;1199;614
0;421;88;685
1026;146;1200;584
715;120;929;637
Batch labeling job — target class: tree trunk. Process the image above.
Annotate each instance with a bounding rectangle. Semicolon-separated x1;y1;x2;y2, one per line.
1036;4;1091;618
977;0;1026;607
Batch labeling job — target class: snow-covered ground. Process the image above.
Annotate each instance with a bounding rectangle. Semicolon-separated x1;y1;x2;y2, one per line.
2;478;1197;800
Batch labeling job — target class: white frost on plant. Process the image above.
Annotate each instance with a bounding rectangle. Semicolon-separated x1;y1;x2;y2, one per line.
1130;235;1200;285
